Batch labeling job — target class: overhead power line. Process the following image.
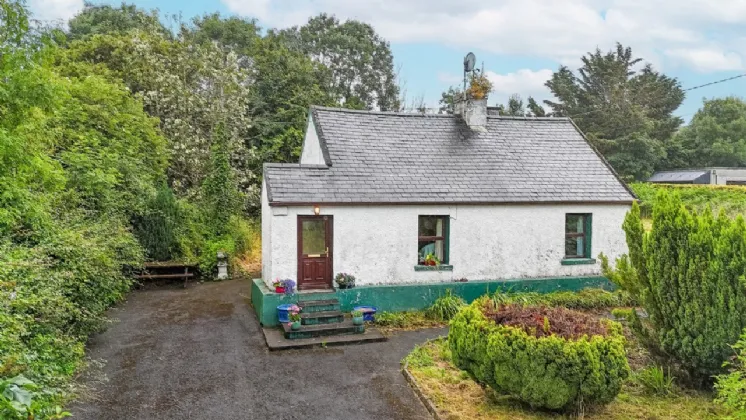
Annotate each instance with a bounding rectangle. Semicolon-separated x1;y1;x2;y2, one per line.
683;73;746;91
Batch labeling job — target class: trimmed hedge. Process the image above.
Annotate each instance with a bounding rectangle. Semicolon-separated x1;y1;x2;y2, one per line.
448;301;629;412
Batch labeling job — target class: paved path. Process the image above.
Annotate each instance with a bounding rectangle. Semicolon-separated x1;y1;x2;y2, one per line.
71;279;445;420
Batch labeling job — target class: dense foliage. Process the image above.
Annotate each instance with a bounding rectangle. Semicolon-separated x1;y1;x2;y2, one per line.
544;43;684;180
602;193;746;381
492;288;636;310
714;329;746;418
449;301;629;412
631;182;746;219
666;97;746;169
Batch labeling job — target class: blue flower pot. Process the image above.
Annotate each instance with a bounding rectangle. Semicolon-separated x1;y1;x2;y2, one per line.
353;306;378;322
277;304;296;323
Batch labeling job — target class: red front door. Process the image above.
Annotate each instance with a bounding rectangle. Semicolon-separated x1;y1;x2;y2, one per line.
297;216;333;290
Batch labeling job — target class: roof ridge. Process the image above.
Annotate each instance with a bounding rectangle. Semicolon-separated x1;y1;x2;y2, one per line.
310;105;569;121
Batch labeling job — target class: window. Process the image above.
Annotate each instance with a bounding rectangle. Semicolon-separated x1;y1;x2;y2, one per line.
565;214;592;259
418;216;449;265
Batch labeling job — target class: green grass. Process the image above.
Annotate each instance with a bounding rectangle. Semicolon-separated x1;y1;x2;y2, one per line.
404;338;725;420
492;288;636;310
630;183;746;219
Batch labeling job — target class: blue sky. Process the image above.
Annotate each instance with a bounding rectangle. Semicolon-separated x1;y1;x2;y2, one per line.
29;0;746;119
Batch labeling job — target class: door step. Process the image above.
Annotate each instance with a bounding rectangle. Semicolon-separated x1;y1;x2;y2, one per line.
301;310;345;325
283;319;364;340
298;298;340;313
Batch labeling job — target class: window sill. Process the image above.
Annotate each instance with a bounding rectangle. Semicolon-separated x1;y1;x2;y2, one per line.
561;258;597;266
414;265;454;272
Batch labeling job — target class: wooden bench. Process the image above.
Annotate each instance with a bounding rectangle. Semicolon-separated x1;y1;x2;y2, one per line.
135;262;197;288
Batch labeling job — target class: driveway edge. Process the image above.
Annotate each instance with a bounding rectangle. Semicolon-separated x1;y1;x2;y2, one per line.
401;361;441;420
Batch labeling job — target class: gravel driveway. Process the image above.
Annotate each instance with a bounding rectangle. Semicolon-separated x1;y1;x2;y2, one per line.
71;279;444;420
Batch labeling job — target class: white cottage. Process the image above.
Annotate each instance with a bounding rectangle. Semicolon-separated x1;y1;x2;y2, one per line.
259;103;635;297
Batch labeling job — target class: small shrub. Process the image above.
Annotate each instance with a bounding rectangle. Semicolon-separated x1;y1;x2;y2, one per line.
449;301;629;412
374;311;410;328
427;290;466;321
715;329;746;417
603;195;746;380
636;366;676;396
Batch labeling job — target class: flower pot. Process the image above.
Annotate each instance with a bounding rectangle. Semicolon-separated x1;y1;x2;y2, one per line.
275;286;285;293
291;320;301;330
354;306;378;322
277;304;296;323
352;316;364;326
337;283;348;289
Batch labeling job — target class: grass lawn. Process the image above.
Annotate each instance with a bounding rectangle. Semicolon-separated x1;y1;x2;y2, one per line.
404;338;725;420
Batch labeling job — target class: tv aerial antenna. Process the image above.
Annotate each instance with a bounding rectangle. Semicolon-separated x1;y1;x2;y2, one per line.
463;52;478;96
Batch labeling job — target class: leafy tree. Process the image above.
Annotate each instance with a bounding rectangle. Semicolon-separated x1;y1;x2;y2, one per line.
438;86;461;114
495;94;525;116
201;122;244;235
58;31;253;196
527;96;547;117
665;97;746;168
544;43;684;180
182;15;334;167
66;2;171;41
280;13;400;111
182;12;260;57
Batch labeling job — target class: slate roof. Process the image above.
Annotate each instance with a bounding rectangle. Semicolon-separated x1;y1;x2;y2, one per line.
264;107;636;205
648;170;710;183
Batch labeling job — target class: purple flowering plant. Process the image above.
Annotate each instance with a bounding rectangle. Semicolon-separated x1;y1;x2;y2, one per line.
281;279;296;295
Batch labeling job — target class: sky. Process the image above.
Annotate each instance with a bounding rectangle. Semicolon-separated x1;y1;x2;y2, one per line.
28;0;746;118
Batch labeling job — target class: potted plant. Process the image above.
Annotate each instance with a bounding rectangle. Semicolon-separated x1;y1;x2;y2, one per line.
288;306;302;330
351;309;364;326
335;273;356;289
466;72;493;100
282;279;296;296
272;278;285;294
424;253;440;266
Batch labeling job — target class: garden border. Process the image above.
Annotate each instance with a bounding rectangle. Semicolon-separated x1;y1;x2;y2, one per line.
402;360;442;420
251;276;614;326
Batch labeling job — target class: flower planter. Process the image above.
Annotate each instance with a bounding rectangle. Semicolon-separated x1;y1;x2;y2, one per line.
353;306;378;322
275;286;286;294
352;316;364;326
277;304;296;323
291;321;301;330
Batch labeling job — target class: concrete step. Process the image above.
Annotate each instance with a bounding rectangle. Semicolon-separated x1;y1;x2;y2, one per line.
301;310;344;325
283;319;364;340
298;299;340;313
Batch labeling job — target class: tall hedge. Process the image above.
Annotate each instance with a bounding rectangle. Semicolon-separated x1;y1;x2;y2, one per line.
449;302;629;412
603;191;746;379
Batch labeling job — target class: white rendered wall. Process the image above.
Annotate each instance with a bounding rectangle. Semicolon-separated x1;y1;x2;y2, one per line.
262;203;630;287
299;118;326;165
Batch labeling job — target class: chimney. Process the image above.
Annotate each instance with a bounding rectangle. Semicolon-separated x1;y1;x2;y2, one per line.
455;96;487;133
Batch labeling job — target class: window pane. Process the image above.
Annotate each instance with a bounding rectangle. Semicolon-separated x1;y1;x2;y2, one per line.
302;220;326;255
566;214;584;234
565;236;585;258
418;240;444;263
419;216;443;237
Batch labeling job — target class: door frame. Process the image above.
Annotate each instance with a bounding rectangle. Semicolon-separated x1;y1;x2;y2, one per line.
296;215;334;290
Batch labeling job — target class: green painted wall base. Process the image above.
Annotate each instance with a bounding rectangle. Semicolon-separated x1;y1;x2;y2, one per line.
251;276;614;327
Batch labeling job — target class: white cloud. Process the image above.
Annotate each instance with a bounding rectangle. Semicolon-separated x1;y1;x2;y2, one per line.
222;0;745;74
485;68;554;107
665;48;743;72
28;0;84;23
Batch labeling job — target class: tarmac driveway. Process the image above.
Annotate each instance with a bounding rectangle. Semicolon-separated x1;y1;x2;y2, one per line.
71;278;444;420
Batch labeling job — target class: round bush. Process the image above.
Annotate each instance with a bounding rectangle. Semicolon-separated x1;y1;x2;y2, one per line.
448;300;629;412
